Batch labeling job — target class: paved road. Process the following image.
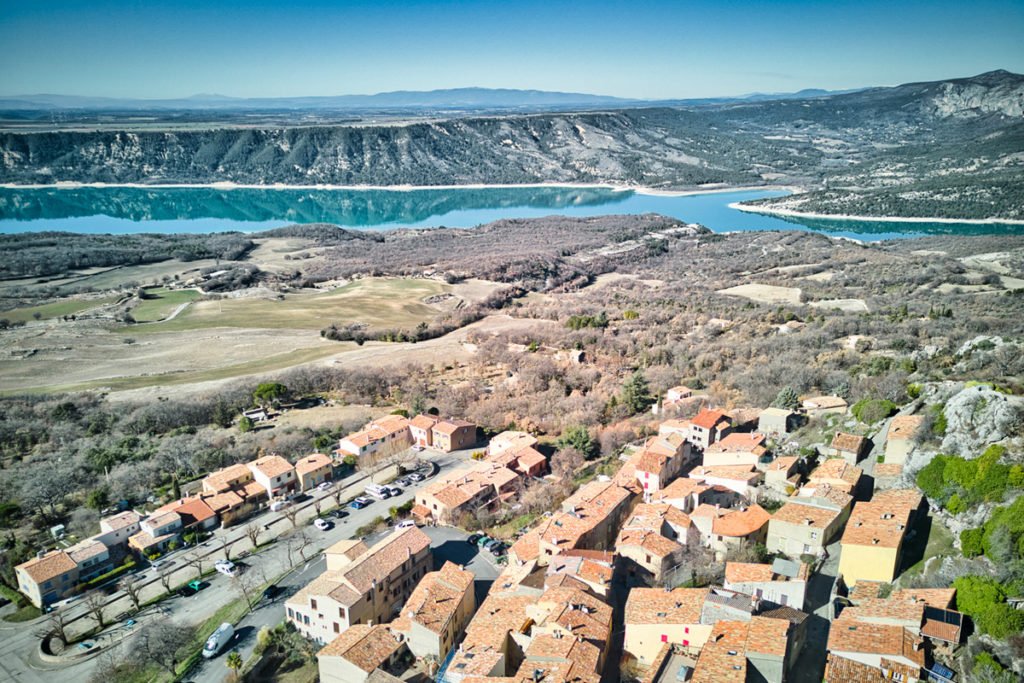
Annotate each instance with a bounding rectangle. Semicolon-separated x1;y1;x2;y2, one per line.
0;449;475;683
790;541;841;683
185;524;498;683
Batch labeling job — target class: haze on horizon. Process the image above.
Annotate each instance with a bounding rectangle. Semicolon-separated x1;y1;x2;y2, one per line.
1;0;1023;100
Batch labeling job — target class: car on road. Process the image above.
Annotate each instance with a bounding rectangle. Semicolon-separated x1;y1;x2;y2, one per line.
396;477;412;487
411;445;424;452
482;539;501;552
467;533;483;545
350;496;373;510
313;518;331;531
409;472;425;482
269;500;290;512
476;536;493;548
489;542;507;556
214;559;238;577
387;485;402;496
395;520;417;529
202;622;235;659
332;509;349;519
317;481;332;491
262;585;281;602
178;579;205;598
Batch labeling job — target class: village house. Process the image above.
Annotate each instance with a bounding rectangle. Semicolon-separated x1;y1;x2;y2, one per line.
690;617;794;683
802;395;848;417
535;481;634;564
648;477;709;513
692;504;771;558
94;510;143;549
615;503;696;584
837;491;922;587
807;458;863;496
724;559;809;610
248;454;298;500
655;385;695;415
430;419;477;452
336;415;412;461
826;432;868;466
545;550;615;598
317;624;407;683
128;511;183;557
413;462;521;525
408;414;440;448
295;453;334;491
486;430;539;457
634;432;690;496
486;443;548;478
688;408;733;449
286;528;432;643
758;407;797;437
624;587;712;665
824;618;926;683
688;464;764;498
150;496;219;535
843;582;963;649
885;415;925;466
703;432;769;468
766;484;853;559
201;462;267;525
763;456;801;494
440;591;535;683
389;561;475;663
16;549;82;608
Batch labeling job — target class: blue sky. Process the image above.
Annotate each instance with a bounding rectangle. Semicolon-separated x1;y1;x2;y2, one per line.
1;0;1022;99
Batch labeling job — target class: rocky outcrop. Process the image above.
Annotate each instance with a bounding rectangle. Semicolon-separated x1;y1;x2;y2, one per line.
940;385;1024;456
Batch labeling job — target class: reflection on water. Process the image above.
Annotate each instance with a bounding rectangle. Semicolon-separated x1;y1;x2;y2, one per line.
0;185;1020;241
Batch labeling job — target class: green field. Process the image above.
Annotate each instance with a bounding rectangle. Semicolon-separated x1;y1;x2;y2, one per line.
129;277;449;333
0;295;120;323
132;288;202;322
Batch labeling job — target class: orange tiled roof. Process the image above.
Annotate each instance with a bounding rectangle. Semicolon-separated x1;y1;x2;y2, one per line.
873;462;904;478
295;453;332;475
707;432;768;455
691;408;730;431
409;414;440;430
690;465;761;482
154;497;217;527
745;615;790;657
870;488;923;511
771;501;842;529
831;432;866;453
317;624;402;672
828;618;925;667
625;587;709;624
888;415;924;440
248;454;294;479
713;505;770;538
691;620;749;683
17;550;77;584
99;510;141;532
650;477;707;502
392;561;473;635
841;502;912;549
203;462;252;492
809;459;863;488
433;419;474;435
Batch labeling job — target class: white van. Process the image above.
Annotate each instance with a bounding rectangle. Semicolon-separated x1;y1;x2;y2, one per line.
269;500;289;512
364;484;391;500
396;520;417;530
202;622;234;658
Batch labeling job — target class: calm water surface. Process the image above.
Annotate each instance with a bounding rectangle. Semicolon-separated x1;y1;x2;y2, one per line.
1;186;1020;241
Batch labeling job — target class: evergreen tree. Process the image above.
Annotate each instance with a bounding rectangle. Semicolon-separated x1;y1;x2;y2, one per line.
621;371;654;415
772;386;800;411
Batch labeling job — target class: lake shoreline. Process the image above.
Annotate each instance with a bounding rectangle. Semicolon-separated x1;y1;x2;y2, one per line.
730;201;1024;226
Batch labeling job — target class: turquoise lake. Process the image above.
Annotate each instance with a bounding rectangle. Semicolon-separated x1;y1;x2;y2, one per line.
0;186;1020;241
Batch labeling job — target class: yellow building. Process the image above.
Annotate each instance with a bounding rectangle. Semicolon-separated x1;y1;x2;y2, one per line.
837;501;913;587
624;587;712;665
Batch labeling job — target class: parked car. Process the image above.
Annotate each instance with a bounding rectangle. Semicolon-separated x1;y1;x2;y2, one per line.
476;536;493;548
178;579;204;598
269;500;289;512
317;481;332;491
411;445;424;452
202;622;235;659
467;533;483;545
350;497;373;510
214;559;238;577
262;585;281;602
489;542;507;556
313;518;331;531
395;520;417;529
396;477;412;487
365;483;391;500
482;539;501;551
409;472;425;482
332;509;349;519
387;486;402;496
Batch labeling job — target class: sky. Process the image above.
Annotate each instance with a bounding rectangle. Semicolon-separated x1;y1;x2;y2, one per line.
1;0;1022;99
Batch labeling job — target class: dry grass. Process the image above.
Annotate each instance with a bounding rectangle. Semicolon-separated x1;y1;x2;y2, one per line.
717;283;803;305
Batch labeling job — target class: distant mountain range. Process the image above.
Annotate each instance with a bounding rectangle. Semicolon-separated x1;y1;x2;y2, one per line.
0;85;863;113
1;70;1021;220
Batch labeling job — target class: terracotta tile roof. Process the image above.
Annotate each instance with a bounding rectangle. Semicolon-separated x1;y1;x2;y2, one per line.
325;538;370;561
317;624;402;672
463;592;535;648
433;419;475;435
712;505;770;538
897;587;955;609
203;462;252;492
524;633;601;675
248;454;294;479
625;587;709;625
144;511;181;531
831;432;867;453
200;489;244;513
691;620;748;683
66;538;107;565
746;615;790;657
650;477;707;502
824;654;887;683
509;525;545;563
759;407;793;418
340;527;431;595
920;608;963;643
635;451;669;475
870;488;923;511
792;483;853;510
392;561;473;635
410;503;432;519
689;465;761;482
488;431;538;455
409;414;440;430
617;528;682;558
803;395;848;410
767;456;799;473
873;462;904;478
513;446;547;471
643;433;685;458
99;510;141;532
691;409;730;431
295;452;332;475
369;414;411;435
828;618;925;668
724;562;775;584
809;459;863;489
153;497;217;527
658;419;691;434
707;432;768;455
771;501;842;529
888;415;924;440
841;502;912;548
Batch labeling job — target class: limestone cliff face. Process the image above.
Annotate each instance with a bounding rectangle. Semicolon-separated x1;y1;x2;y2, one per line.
940;385;1024;456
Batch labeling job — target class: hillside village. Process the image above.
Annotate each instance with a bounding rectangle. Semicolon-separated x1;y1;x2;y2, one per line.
25;382;984;683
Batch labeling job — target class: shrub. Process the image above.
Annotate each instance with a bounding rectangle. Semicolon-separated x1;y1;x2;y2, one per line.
953;575;1024;638
961;528;985;557
851;398;897;424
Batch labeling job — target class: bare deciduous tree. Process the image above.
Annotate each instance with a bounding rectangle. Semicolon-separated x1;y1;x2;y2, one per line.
44;608;70;646
243;522;261;549
283;506;300;529
158;566;175;595
185;554;205;581
133;620;191;676
119;574;143;613
83;590;107;629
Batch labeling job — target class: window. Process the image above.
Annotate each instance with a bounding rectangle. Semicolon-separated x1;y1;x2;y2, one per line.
311;599;317;610
661;634;668;643
684;627;689;634
303;615;310;625
646;555;652;563
333;622;340;633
